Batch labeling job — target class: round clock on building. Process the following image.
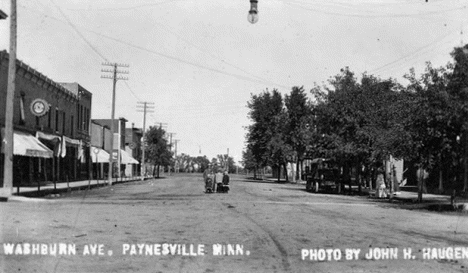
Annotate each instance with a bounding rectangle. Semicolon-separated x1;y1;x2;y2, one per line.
30;99;49;117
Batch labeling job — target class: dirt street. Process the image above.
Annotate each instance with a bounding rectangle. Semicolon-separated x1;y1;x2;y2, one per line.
1;174;467;273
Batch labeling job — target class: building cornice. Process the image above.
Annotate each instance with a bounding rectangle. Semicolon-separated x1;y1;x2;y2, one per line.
0;50;79;103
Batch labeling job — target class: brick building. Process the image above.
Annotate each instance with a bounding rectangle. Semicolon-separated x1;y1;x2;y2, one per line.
0;51;92;187
125;124;143;177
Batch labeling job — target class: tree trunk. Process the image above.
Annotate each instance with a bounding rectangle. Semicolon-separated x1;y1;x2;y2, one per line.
438;155;443;193
356;161;362;194
296;158;301;182
438;168;443;194
283;163;288;182
462;132;468;192
291;161;296;183
417;168;424;203
343;161;350;194
157;165;160;178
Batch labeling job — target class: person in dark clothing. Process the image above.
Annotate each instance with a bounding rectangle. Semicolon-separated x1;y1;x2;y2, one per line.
219;171;230;193
222;171;230;185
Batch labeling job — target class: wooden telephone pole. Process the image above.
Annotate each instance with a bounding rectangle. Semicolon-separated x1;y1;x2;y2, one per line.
101;62;128;185
1;0;16;199
136;101;154;180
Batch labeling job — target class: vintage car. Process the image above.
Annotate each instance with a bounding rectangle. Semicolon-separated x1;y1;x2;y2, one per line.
305;158;341;193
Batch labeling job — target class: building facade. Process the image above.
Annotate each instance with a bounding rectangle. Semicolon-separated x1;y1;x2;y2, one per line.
0;51;91;187
125;125;142;177
92;118;138;177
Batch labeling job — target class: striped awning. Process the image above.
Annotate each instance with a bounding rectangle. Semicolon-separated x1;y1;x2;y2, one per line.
2;130;53;158
91;146;110;163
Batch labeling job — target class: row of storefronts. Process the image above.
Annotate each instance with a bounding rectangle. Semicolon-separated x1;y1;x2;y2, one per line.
0;51;141;188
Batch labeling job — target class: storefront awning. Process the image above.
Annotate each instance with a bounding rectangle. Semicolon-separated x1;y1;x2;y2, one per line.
2;130;53;158
120;149;139;164
36;131;61;142
91;146;110;163
63;136;81;146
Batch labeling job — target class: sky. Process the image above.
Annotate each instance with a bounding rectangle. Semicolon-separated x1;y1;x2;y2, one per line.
0;0;467;164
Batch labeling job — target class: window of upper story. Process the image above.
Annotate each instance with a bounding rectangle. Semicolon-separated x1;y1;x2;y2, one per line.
77;104;80;130
71;115;74;137
48;106;52;128
62;112;66;134
19;94;25;125
55;108;59;132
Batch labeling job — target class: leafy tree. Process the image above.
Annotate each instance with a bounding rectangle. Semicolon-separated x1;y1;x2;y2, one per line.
447;46;468;192
311;68;404;193
242;146;261;178
284;86;314;181
193;156;210;172
246;89;292;181
216;154;235;173
145;126;173;177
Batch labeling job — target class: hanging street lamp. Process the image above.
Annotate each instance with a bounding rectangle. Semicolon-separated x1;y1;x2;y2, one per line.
248;0;259;24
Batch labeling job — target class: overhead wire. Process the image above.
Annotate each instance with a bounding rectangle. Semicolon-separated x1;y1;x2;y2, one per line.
24;2;290;90
66;0;183;11
369;27;463;75
150;20;285;89
283;0;466;19
48;0;109;62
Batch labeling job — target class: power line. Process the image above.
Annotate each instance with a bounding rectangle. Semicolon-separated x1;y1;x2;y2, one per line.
123;81;142;101
20;4;290;90
369;28;461;74
48;0;108;62
66;0;182;11
284;0;466;19
150;20;286;89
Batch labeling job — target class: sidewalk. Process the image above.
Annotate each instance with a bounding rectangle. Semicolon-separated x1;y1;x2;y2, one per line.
9;176;154;198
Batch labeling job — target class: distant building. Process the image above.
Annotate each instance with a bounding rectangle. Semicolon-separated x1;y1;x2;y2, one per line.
125;124;142;177
90;121;111;179
92;118;138;177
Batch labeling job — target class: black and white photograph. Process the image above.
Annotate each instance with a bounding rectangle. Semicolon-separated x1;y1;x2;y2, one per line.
1;0;468;272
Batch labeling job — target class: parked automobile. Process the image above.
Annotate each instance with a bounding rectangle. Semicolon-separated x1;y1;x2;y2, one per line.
305;158;341;193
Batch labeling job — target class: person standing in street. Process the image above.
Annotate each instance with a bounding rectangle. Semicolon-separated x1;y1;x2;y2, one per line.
203;164;211;182
214;169;223;193
222;170;230;193
203;165;214;193
376;168;387;198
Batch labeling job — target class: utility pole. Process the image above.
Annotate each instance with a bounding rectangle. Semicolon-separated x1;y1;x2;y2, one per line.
1;0;16;199
154;122;168;130
136;101;154;180
167;132;175;175
101;62;128;185
167;133;175;150
174;139;180;173
227;148;229;173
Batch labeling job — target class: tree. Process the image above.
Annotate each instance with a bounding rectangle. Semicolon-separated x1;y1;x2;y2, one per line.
447;46;468;192
145;126;172;178
311;68;404;193
284;86;313;181
216;154;235;173
193;156;210;172
242;146;260;178
246;89;292;181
